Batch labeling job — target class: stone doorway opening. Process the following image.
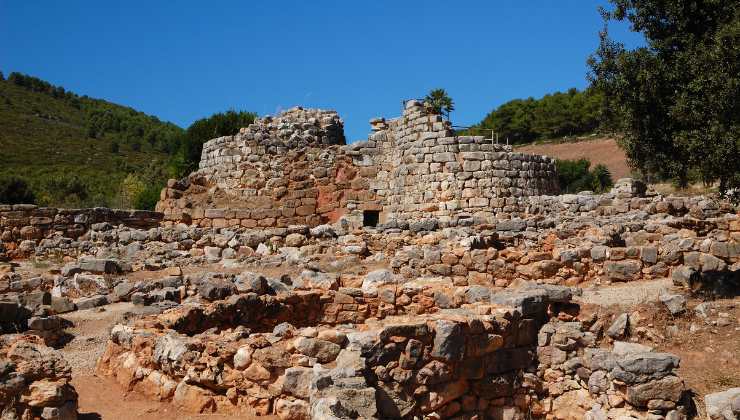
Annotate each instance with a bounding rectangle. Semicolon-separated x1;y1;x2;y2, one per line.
363;210;380;227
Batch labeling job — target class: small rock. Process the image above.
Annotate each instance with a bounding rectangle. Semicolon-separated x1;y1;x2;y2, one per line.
660;293;687;316
606;313;629;339
73;295;108;310
293;337;340;363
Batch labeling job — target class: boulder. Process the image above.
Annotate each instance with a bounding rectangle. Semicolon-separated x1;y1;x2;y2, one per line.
705;387;740;420
275;398;309;420
50;297;75;314
612;352;680;384
197;279;236;301
233;346;252;370
297;270;338;291
625;375;684;407
361;269;398;294
73;295;108;310
672;265;698;288
604;260;642;281
203;246;221;263
78;258;124;274
281;367;313;398
235;272;269;294
113;281;136;301
293;337;341;363
284;233;306;247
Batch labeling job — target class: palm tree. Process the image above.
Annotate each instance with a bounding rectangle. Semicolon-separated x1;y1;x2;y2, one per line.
424;88;455;121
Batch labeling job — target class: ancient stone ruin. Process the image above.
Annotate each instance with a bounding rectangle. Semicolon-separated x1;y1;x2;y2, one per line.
1;101;739;419
156;100;558;229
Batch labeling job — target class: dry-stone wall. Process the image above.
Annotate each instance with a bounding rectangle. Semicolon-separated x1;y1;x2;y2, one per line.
374;100;558;224
157;100;558;229
2;180;737;419
0;205;162;259
96;284;575;419
157;107;383;228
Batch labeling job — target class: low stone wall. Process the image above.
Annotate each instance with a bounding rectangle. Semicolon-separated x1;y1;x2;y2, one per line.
7;186;737;294
0;204;162;259
96;280;689;419
96;284;570;418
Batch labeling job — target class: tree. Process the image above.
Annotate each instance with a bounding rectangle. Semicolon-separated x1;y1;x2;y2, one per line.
588;1;739;199
109;141;120;154
467;88;606;144
169;110;257;178
556;158;593;193
424;89;455;120
132;184;161;210
0;177;35;204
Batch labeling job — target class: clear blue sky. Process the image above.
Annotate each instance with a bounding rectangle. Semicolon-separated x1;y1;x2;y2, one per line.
1;1;643;142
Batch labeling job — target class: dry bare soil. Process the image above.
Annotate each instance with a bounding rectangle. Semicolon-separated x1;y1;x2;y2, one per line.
516;137;630;180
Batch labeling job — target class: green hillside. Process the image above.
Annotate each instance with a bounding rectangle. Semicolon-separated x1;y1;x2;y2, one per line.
0;72;183;208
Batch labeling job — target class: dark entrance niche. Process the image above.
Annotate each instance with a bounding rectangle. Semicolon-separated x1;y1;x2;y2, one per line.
363;210;380;227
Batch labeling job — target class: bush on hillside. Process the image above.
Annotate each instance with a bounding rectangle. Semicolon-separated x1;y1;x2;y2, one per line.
133;184;161;211
40;176;91;208
0;176;36;204
556;158;613;194
7;72;182;153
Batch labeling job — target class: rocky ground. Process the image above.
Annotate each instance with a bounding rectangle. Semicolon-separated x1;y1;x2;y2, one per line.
1;182;739;419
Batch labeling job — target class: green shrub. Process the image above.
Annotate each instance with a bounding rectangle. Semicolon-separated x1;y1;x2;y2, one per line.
133;184;162;211
591;164;613;193
556;158;614;194
0;176;36;204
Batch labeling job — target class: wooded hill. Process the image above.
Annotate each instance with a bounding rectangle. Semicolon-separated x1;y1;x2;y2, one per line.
464;88;607;144
0;72;182;208
0;72;256;209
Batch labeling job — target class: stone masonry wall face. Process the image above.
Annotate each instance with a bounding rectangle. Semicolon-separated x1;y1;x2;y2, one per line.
157;108;381;228
0;205;162;259
157;101;558;228
377;100;558;224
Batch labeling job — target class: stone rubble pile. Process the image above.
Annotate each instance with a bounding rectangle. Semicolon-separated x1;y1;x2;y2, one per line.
5;181;738;300
0;334;78;419
538;320;686;419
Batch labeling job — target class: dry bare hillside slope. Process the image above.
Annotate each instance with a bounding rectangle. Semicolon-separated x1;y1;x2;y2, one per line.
516;137;631;180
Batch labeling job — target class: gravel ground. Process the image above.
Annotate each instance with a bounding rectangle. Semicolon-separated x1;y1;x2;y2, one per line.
58;302;145;373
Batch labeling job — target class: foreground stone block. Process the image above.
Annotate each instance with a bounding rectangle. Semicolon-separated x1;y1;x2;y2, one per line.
705;387;740;420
